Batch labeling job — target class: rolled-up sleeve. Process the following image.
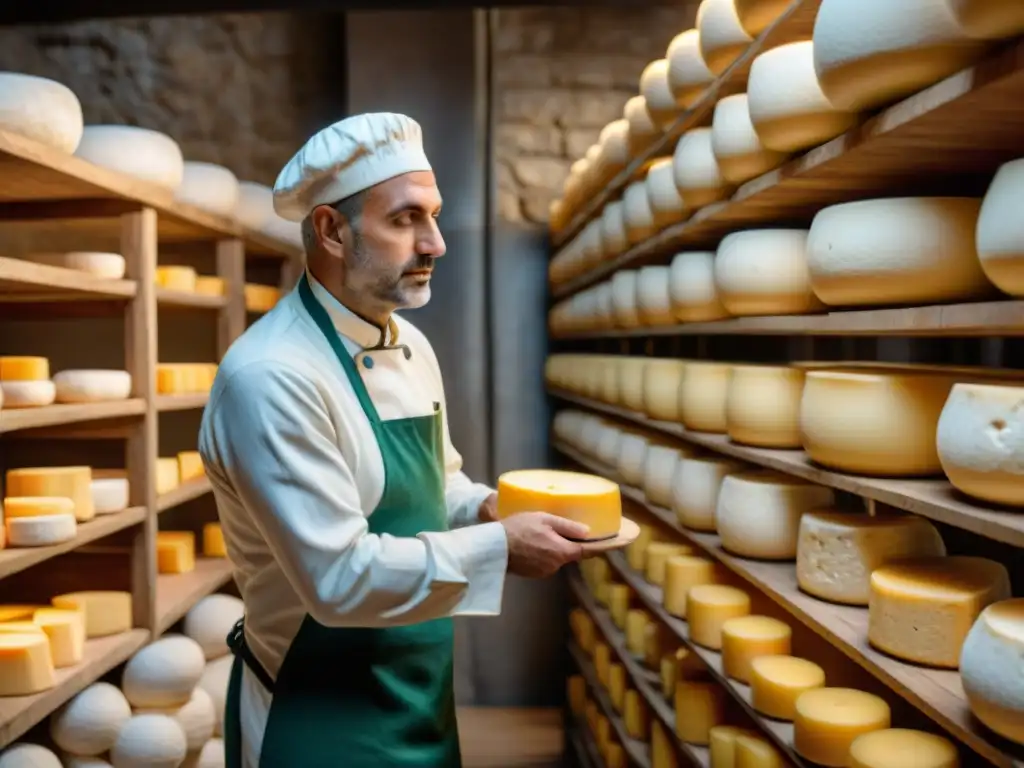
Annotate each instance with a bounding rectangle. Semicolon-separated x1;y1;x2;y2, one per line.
203;361;508;627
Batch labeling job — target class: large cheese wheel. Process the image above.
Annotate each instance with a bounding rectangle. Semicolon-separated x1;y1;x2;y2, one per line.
640;60;680;129
136;688;216;753
715;229;823;316
976;157;1024;297
623;181;657;245
121;635;207;708
175;162;240;216
21;252;126;280
669;251;730;322
263;216;302;248
812;0;987;112
618;357;649;411
596;424;623;467
183;594;245;660
645;158;688;229
672;455;746;531
74;126;185;190
636;266;674;326
848;729;960;768
959;599;1024;746
0;73;83;153
806;198;993;307
750;655;826;720
624;96;660;153
672;129;732;210
748;41;858;154
601;201;629;260
51;682;131;756
0;744;62;768
945;0;1024;38
734;0;790;35
643;445;693;508
711;94;789;184
697;0;754;75
666;29;716;108
642;358;687;421
110;714;187;768
936;383;1024;506
53;370;132;403
679;362;731;433
497;469;622;540
793;688;891;767
610;271;641;328
6;466;94;522
725;364;806;448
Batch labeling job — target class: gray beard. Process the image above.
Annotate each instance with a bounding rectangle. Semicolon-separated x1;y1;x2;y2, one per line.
347;234;427;307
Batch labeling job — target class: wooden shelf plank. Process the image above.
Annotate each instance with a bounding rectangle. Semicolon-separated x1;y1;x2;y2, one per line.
551;36;1024;300
0;628;149;748
156;288;228;310
0;506;147;580
570;723;602;768
154;557;232;635
552;301;1024;339
0;256;136;302
549;389;1024;547
156;477;212;513
457;707;564;767
0;399;146;435
155;393;209;412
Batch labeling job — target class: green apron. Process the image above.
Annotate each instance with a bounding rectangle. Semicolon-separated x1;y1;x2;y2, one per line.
223;274;460;767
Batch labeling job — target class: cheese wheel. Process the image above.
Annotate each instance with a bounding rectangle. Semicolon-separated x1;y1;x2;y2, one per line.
807;198;993;307
624;96;660;153
669;251;730;323
601;120;631;170
136;687;217;752
601;201;629;260
608;663;627;711
75;126;185;190
945;0;1024;37
716;471;835;560
111;713;188;768
184;594;245;661
624;689;650;739
734;0;790;35
3;496;74;519
666;29;716;109
643;445;692;509
672;455;745;532
960;599;1024;746
793;688;891;767
672;129;732;210
623;181;657;246
53;369;132;403
0;380;55;408
596;425;623;466
748;41;858;153
697;0;754;75
0;744;62;768
597;353;620;404
848;728;959;768
812;0;987;112
711;93;789;184
663;555;722;618
194;276;227;297
21;251;126;280
709;725;758;768
497;469;621;540
976;158;1024;297
610;270;641;328
644;542;693;586
642;358;687;421
688;585;751;649
157;266;198;292
51;682;131;756
797;511;946;606
651;719;679;768
608;584;632;629
0;72;83;153
661;646;705;699
725;364;806;447
186;738;225;768
567;675;586;715
735;735;785;768
123;634;207;708
721;616;792;683
0;356;49;381
52;591;132;638
675;680;727;744
640;59;681;129
715;229;823;316
625;609;651;656
799;369;959;476
750;655;826;720
157;457;181;495
646;158;688;228
175;162;240;216
617;430;665;486
6;513;77;547
618;357;649;411
868;556;1010;668
679;362;731;433
33;607;85;668
178;451;205;482
636;266;674;326
91;477;130;514
594;641;612;684
6;466;94;522
234;182;274;230
0;632;55;695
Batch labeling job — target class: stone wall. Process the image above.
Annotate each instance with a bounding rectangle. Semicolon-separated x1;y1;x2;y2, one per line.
493;5;699;226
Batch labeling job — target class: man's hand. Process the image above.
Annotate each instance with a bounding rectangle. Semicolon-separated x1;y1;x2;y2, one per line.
501;513;589;579
478;493;498;523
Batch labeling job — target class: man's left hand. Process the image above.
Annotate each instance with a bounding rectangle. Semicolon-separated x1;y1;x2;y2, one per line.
478;492;498;523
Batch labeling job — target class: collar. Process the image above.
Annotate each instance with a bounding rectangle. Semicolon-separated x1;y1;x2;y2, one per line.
304;267;399;349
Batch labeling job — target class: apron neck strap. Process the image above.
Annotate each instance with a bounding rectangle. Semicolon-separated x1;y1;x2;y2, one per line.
298;274;382;427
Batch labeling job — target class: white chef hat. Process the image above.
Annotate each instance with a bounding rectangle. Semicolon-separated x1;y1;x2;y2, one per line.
272;112;432;222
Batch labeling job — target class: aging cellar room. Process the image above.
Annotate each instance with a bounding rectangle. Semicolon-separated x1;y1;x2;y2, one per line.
1;0;1024;766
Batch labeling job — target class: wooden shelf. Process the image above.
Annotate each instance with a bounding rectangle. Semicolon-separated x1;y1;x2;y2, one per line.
570;723;602;768
154;558;233;635
551;36;1024;300
157;477;212;513
0;255;136;302
156;288;228;310
550;0;820;250
0;628;149;747
155;393;210;412
552;301;1024;339
549;389;1024;547
0;399;147;435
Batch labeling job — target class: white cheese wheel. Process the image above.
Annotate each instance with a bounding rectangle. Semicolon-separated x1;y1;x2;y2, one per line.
20;252;126;280
640;60;680;129
618;357;649;412
601;201;629;259
679;362;732;433
672;129;732;210
936;383;1024;507
623;181;657;245
110;714;188;768
717;471;835;560
75;126;185;190
235;181;274;230
596;424;623;467
711;94;789;184
976;157;1024;297
669;251;730;322
122;635;207;708
6;514;77;547
642;358;688;422
51;682;131;757
636;266;674;326
806;197;993;307
667;29;717;108
136;688;216;752
945;0;1024;38
796;511;946;605
53;370;132;404
91;477;129;515
175;162;240;216
64;758;114;768
734;0;791;35
183;739;225;768
697;0;755;75
183;594;245;661
960;599;1024;745
599;354;620;404
0;744;62;768
0;381;55;408
812;0;987;112
673;455;747;532
643;445;691;508
610;271;641;328
645;158;688;229
617;431;667;487
600;120;632;170
579;416;609;457
624;96;660;153
199;655;233;737
263;216;302;248
0;73;83;153
725;364;806;448
715;229;823;316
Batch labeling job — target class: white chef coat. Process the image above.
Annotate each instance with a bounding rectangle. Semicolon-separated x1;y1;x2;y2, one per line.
198;270;509;767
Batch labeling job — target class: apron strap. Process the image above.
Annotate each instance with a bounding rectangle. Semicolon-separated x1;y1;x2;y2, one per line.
227;618;277;695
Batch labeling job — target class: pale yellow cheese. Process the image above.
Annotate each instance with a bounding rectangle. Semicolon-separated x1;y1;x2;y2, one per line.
609;663;627;712
869;556;1011;668
679;362;731;433
625;609;650;657
2;496;75;519
725;365;806;448
194;276;227;297
33;607;85;668
688;585;751;650
593;642;611;687
156;265;197;292
847;728;959;768
51;591;132;638
569;609;595;652
644;542;693;586
178;451;205;482
626;521;655;572
735;734;785;768
0;605;44;622
0;356;49;381
721;615;792;684
496;469;621;541
651;719;679;768
663;555;722;618
608;584;632;630
750;655;826;721
0;632;56;695
709;725;757;768
642;359;687;421
675;680;726;745
156;457;180;496
793;688;891;767
157;531;196;574
661;646;706;700
624;689;649;740
245;283;282;313
5;466;94;522
607;743;626;768
567;675;586;715
203;522;227;558
960;599;1024;746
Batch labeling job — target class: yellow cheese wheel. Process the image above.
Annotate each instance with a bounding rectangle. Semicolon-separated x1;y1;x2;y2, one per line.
609;663;627;711
194;276;227;297
51;591;132;638
178;451;205;482
33;607;85;668
679;362;731;433
750;655;826;720
567;675;586;715
593;642;611;686
709;725;757;768
624;689;650;740
726;365;806;448
157;457;180;495
793;688;891;767
608;584;632;630
6;466;94;522
156;265;198;292
2;496;75;519
688;585;751;649
661;646;706;700
675;680;727;745
847;728;959;768
625;609;651;657
652;718;679;768
0;632;56;695
642;359;688;422
0;356;49;381
496;469;621;540
663;555;722;618
721;615;792;683
735;734;785;768
644;542;693;586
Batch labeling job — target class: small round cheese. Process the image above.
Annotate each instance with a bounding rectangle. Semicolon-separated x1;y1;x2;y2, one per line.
678;362;732;433
663;555;722;618
601;201;629;260
640;59;680;129
110;714;188;768
644;542;693;586
0;356;49;381
793;688;891;767
199;655;233;737
688;584;751;649
624;96;660;152
748;40;858;154
0;744;62;768
184;593;245;660
175;162;240;216
53;370;132;403
711;93;789;184
945;0;1024;38
716;471;835;560
936;383;1024;507
672;455;747;532
666;29;716;108
750;655;826;720
642;358;687;421
599;120;631;171
618;357;649;411
735;734;785;768
734;0;791;35
75;126;185;190
136;687;216;752
623;181;657;245
960;599;1024;746
3;496;74;519
645;158;687;229
1;381;56;408
610;270;641;328
91;477;130;515
725;364;806;448
121;635;207;708
636;266;674;326
673;129;732;210
6;514;77;547
0;72;83;153
697;0;754;75
976;157;1024;297
721;615;792;683
497;469;622;540
715;229;823;316
50;682;131;756
848;728;960;768
21;252;126;280
669;251;730;322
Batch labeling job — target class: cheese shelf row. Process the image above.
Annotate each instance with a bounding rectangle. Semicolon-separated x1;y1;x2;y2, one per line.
554;436;1023;766
0;394;209;435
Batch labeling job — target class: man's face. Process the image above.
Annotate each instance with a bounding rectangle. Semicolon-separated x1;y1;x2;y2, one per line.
342;171;446;311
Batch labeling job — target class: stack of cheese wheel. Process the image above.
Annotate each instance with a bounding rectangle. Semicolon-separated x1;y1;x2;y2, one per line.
20;251;126;280
0;72;84;154
0;356;55;409
74;125;185;190
4;465;98;547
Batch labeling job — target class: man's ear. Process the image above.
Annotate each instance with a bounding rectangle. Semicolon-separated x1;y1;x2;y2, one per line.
311;205;345;259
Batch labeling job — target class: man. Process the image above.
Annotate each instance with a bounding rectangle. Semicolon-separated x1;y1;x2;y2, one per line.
198;111;589;768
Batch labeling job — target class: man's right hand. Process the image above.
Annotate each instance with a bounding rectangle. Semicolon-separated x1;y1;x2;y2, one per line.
501;513;590;578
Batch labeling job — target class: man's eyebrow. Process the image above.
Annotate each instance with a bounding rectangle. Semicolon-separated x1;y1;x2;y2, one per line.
386;200;443;217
